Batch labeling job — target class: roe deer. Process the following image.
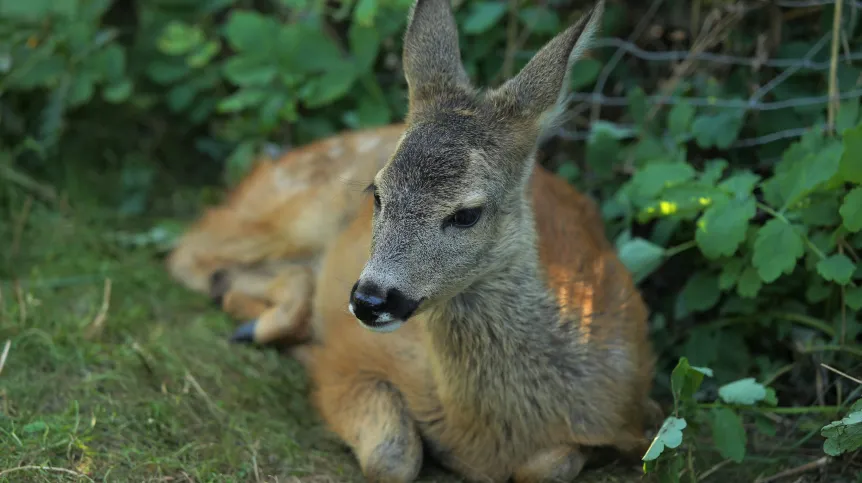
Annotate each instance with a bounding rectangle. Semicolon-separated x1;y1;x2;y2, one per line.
166;0;661;480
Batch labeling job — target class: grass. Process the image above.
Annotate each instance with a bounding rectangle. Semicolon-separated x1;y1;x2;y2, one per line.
0;190;647;482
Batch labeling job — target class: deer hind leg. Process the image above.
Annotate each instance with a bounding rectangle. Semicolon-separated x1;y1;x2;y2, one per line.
311;369;423;483
512;445;587;483
211;263;315;346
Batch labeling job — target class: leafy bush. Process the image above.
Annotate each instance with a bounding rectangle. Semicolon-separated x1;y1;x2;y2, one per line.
2;0;861;480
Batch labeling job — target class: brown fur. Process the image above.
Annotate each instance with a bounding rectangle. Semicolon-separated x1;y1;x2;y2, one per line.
166;0;661;481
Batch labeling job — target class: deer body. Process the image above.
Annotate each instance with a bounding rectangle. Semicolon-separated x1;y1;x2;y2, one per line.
167;0;659;481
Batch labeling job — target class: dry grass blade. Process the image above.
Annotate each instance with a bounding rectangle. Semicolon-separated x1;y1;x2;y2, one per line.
0;465;95;481
821;363;862;385
84;278;113;340
753;456;831;483
0;339;10;377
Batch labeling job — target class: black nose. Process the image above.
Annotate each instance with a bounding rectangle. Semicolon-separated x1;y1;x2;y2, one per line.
349;280;421;327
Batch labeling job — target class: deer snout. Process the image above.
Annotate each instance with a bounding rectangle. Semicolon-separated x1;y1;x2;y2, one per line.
348;280;420;332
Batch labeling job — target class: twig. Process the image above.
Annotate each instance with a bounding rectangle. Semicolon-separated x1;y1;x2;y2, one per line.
0;340;10;377
822;363;862;385
697;459;731;481
827;0;845;132
753;456;831;483
0;163;58;202
0;465;94;481
84;278;112;340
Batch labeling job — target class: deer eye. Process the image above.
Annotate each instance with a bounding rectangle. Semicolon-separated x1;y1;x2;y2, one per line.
447;207;482;229
373;191;381;209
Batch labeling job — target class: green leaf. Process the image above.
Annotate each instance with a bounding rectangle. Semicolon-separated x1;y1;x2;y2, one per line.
821;405;862;456
300;62;357;108
158;22;205;56
223;10;277;52
779;141;844;209
736;267;763;298
692;111;745;149
350;94;391;128
222;57;278;86
695;197;756;259
349;24;380;73
840;124;862;183
518;6;560;34
668;101;695;140
217;88;267;113
752;220;805;283
700;159;728;185
846;287;862;310
22;420;48;433
679;272;721;314
671;357;713;404
569;59;602;91
146;62;189;84
0;0;53;20
187;40;221;68
103;79;133;103
840;187;862;233
816;253;856;285
719;258;744;290
710;407;747;463
167;84;197;112
617;237;666;284
354;0;378;27
718;378;768;406
631;161;696;198
837;98;860;133
642;417;687;461
719;171;761;198
463;2;508;35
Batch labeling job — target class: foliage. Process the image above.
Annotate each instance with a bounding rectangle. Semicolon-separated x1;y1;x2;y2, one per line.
2;0;862;481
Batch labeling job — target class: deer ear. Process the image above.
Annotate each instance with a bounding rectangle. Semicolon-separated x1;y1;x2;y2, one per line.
402;0;471;105
491;0;604;130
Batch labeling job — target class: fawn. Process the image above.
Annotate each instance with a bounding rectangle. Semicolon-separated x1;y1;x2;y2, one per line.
166;0;661;480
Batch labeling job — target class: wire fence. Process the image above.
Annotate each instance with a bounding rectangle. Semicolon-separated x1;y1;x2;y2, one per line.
557;0;862;150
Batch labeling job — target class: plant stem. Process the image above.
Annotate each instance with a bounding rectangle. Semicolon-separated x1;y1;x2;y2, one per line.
697;403;842;415
666;240;698;258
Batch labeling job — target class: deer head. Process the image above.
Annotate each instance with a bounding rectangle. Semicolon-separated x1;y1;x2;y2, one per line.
348;0;605;332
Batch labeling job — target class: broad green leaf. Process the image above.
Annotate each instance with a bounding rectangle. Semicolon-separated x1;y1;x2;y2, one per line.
670;357;713;404
695;197;756;259
816;253;856;285
752;220;805;283
146;61;190;84
821;404;862;456
631;161;696;198
678;272;720;314
617;237;666;284
779;141;844;210
463;2;508;34
840;187;862;232
518;6;560;34
158;22;205;56
668;101;695;140
354;0;378;26
839;124;862;183
349;24;380;73
222;57;278;86
719;258;744;290
217;88;267;113
223;10;277;52
737;266;762;298
837;98;860;133
103;79;133;103
718;378;768;406
0;0;54;20
628;87;648;127
22;420;48;433
719;171;761;198
700;159;728;185
67;74;95;107
710;407;747;463
167;84;197;112
569;59;602;91
187;40;221;68
847;287;862;310
300;62;357;108
225;141;257;186
691;110;745;149
642;417;687;461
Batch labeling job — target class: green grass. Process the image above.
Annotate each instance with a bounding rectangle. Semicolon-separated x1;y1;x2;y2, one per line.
0;194;649;482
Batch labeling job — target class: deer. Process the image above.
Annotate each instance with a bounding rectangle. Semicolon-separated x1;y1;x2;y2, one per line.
166;0;662;481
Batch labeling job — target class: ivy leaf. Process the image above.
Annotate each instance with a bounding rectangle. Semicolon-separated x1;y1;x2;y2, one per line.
463;2;508;35
816;253;856;285
752;220;804;283
631;161;696;198
840;187;862;233
695;197;756;259
617;237;666;284
821;402;862;457
643;417;687;461
710;407;747;463
718;378;768;406
839;123;862;183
